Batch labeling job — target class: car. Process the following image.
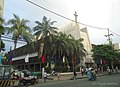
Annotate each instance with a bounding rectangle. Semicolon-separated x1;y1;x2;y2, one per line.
18;70;38;86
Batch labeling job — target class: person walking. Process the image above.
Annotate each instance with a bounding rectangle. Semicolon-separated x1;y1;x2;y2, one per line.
107;66;111;75
57;72;60;80
115;66;118;73
33;71;37;79
85;67;88;75
91;68;96;80
73;70;77;80
81;68;84;76
43;71;47;83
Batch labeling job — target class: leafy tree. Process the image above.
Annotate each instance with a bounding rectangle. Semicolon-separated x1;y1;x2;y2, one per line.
91;44;119;66
0;17;5;51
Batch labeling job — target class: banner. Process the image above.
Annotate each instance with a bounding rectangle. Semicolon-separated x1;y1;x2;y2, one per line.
104;59;106;64
42;55;45;63
25;54;29;63
38;43;44;58
53;56;56;63
9;51;12;64
100;59;102;64
0;53;2;63
63;56;65;63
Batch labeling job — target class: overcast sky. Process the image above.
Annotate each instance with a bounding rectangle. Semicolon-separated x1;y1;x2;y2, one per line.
3;0;120;51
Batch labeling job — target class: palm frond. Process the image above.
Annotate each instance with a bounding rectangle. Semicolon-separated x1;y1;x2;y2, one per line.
50;21;57;25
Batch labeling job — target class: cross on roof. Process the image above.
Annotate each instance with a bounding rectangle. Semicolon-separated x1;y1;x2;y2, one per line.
74;11;78;24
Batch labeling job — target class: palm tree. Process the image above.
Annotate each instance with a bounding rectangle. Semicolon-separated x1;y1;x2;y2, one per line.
7;14;33;51
33;16;58;58
0;17;5;51
51;32;85;71
33;16;58;40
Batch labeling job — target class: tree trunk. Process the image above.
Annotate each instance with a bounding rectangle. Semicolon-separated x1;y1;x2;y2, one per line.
0;35;1;52
14;40;17;53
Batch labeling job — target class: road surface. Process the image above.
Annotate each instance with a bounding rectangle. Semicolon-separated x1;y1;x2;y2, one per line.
22;74;120;87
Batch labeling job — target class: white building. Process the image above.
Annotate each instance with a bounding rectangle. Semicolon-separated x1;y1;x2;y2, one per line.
114;43;120;51
58;22;93;66
0;0;4;17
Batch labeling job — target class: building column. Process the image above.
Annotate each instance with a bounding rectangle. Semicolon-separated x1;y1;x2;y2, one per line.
24;64;26;70
34;64;35;72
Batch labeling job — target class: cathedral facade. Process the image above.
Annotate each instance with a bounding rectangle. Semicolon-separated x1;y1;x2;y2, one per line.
58;22;93;67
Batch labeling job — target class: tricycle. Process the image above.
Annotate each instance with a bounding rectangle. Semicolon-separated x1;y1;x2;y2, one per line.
87;68;96;81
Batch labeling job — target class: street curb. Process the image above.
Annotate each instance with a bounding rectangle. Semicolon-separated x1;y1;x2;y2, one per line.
39;72;120;81
70;72;120;80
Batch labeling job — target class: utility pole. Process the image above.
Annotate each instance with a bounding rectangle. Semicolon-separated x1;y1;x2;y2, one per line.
105;28;113;44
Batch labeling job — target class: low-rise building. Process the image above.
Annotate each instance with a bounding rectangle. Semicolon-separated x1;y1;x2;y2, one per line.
114;43;120;51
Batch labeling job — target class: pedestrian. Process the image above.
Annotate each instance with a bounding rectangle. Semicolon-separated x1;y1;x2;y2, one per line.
57;72;60;80
81;68;84;76
33;71;37;79
85;67;88;75
43;71;47;83
73;70;77;80
107;66;111;74
115;66;118;73
92;68;96;80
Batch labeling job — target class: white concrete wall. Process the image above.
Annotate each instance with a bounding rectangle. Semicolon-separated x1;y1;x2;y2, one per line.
114;43;120;51
58;22;93;63
80;27;92;55
12;52;38;61
59;23;80;40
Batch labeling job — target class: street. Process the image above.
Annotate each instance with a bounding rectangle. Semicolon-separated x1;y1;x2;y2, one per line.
24;74;120;87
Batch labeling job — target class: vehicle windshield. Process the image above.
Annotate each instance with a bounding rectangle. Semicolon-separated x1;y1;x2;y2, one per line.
22;70;32;77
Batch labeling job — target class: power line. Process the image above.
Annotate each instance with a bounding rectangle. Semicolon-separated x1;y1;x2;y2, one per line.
109;30;120;37
42;0;64;13
26;0;107;30
26;0;120;39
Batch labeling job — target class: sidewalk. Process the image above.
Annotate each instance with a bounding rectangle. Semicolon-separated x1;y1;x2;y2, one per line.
42;70;120;81
72;70;120;80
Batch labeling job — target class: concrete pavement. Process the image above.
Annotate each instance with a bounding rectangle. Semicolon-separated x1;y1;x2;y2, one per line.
33;74;120;87
8;70;120;87
39;70;120;82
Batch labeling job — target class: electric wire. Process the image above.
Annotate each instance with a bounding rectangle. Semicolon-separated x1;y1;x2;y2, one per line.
109;30;120;37
26;0;120;38
26;0;107;30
